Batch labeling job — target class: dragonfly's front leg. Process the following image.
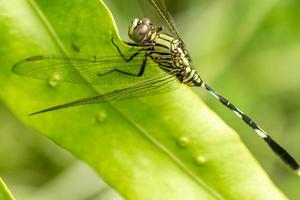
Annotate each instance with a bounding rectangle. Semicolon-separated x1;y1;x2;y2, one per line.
111;37;154;62
124;41;155;47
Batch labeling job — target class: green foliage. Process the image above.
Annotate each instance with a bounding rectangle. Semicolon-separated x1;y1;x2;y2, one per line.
0;178;15;200
0;0;293;199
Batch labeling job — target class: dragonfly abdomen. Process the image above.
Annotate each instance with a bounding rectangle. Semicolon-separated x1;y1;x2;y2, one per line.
179;67;202;86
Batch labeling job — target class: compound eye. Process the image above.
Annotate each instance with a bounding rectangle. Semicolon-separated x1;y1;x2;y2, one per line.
141;18;151;25
128;18;152;43
131;24;151;43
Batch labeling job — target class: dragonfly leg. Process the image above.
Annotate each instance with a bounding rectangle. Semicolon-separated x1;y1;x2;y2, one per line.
111;38;152;62
97;53;150;77
124;41;155;47
136;53;149;76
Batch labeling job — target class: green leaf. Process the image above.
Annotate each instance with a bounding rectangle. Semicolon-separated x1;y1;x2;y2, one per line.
0;0;288;199
0;178;15;200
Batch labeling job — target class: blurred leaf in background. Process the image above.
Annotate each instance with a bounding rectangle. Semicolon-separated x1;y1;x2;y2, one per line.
0;0;299;199
0;102;123;200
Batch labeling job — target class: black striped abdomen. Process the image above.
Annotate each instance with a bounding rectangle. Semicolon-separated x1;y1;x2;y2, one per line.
181;67;202;86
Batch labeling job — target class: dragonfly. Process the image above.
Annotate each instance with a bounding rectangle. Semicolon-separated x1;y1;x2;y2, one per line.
12;0;299;175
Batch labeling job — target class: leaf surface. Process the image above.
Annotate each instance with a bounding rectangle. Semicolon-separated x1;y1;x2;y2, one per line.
0;178;15;200
0;0;287;199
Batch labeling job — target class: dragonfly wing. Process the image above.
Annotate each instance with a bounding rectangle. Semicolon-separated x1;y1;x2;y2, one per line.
30;74;179;115
147;0;182;40
12;54;161;85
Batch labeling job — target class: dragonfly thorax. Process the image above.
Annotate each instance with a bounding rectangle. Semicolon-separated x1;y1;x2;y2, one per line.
149;33;201;85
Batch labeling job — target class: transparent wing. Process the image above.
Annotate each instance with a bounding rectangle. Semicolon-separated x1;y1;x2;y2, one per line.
146;0;182;40
12;54;164;85
30;74;179;115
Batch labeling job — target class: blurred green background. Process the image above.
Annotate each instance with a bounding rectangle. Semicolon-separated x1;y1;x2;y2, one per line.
1;0;300;199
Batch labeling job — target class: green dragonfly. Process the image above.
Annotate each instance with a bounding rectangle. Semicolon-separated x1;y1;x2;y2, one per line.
12;0;300;175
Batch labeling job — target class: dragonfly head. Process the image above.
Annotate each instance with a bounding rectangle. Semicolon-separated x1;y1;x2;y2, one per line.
128;18;160;44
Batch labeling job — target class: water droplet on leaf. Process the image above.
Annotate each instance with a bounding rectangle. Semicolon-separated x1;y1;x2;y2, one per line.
48;73;61;87
96;111;107;123
178;136;189;147
195;155;206;165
